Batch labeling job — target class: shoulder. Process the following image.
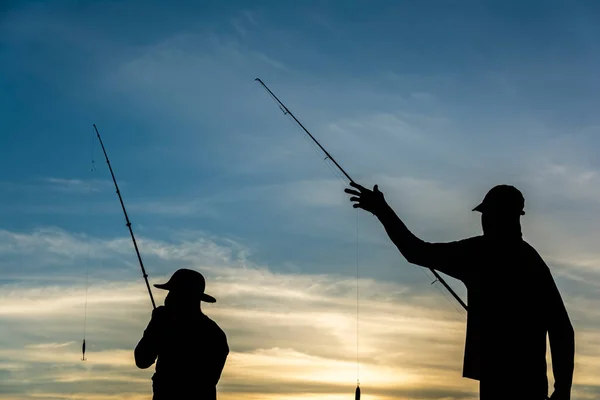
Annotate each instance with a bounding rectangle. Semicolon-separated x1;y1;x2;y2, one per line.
202;315;228;338
429;235;484;252
152;305;170;319
425;236;483;260
520;240;553;275
462;235;484;244
521;240;547;262
449;235;485;248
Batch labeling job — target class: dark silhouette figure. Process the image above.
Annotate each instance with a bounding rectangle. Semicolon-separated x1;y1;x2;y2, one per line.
135;268;229;400
345;183;575;400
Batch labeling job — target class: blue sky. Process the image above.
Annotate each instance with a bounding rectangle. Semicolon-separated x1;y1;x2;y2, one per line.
2;1;600;399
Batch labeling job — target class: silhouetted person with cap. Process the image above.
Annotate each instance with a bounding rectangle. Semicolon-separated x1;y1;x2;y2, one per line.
134;268;229;400
345;183;574;400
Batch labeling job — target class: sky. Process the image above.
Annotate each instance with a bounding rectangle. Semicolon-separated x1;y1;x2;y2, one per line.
1;0;600;399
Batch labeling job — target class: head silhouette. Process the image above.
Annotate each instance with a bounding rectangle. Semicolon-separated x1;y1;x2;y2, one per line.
154;268;216;312
472;185;525;239
164;290;202;312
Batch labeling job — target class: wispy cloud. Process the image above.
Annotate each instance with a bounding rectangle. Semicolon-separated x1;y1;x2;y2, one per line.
0;178;114;195
2;2;600;399
0;228;474;399
0;227;599;399
242;10;259;27
42;178;112;194
25;342;75;350
310;13;343;36
231;19;248;37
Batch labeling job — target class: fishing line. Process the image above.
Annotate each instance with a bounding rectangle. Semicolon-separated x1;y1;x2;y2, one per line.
279;87;361;393
282;91;465;382
272;85;468;322
255;78;467;312
356;209;360;388
257;78;365;398
416;265;466;320
256;78;473;400
427;270;467;320
82;127;97;361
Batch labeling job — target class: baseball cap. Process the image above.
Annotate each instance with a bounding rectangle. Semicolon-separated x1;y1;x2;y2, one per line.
154;268;216;303
472;184;525;216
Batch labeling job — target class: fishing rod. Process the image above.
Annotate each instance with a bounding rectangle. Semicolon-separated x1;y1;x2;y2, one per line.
255;78;468;312
93;124;156;310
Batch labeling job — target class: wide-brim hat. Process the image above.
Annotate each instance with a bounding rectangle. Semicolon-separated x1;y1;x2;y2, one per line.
154;268;216;303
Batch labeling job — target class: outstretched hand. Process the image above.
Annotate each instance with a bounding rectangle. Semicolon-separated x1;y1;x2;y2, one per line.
344;181;387;216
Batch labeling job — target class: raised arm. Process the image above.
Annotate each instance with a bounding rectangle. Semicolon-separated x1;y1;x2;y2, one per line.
345;182;472;281
134;306;168;369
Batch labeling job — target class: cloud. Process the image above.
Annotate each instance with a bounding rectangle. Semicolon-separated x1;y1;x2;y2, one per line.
231;18;248;38
0;227;473;399
242;11;259;27
510;160;600;276
1;227;599;399
2;5;600;399
106;31;290;119
0;178;114;196
25;343;75;350
42;178;113;194
411;92;436;103
310;13;343;36
126;199;219;218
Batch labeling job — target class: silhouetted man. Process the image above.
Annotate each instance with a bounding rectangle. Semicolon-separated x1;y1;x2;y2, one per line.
345;183;574;400
135;268;229;400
